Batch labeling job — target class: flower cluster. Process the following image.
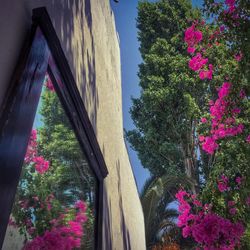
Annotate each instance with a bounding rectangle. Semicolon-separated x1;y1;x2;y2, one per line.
199;82;244;154
176;189;245;249
184;22;214;80
23;200;88;250
188;53;208;72
217;175;230;192
44;74;55;92
184;24;202;54
25;129;50;174
225;0;236;14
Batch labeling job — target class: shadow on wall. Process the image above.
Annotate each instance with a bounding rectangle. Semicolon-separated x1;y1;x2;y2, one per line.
102;161;132;250
117;160;132;250
102;185;113;250
31;0;99;132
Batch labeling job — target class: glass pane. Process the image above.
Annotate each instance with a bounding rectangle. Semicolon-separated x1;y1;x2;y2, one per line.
3;73;97;250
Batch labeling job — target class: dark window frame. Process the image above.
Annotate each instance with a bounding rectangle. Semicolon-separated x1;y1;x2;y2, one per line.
0;7;108;249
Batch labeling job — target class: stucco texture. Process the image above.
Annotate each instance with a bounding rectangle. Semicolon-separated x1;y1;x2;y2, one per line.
0;0;146;249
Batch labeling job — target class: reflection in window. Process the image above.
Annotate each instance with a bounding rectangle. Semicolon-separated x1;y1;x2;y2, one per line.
3;73;97;250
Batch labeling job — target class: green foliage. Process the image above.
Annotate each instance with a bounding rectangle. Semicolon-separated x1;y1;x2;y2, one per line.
131;0;250;246
11;86;96;249
127;0;205;185
140;174;192;248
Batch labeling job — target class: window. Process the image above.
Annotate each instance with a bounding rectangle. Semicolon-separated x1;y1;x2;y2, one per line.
0;7;107;250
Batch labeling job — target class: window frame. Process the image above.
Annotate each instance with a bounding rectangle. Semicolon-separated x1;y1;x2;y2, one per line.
0;7;108;249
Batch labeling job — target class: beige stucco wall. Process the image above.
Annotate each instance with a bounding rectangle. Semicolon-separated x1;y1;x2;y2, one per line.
0;0;146;249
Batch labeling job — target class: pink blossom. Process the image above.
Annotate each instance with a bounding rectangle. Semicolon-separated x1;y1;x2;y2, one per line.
218;82;231;99
24;200;88;250
229;208;237;215
187;47;196;54
75;200;87;212
246;135;250;143
236;177;242;185
202;136;219;154
234;52;243;62
25;130;38;163
200;117;207;123
184;25;203;48
199;135;205;142
199;69;212;80
232;108;241;114
228;201;235;207
208;100;214;106
225;0;235;6
189;53;208;71
220;25;225;32
218;182;228;192
33;156;50;174
44;75;55;92
176;189;245;249
239;89;246;98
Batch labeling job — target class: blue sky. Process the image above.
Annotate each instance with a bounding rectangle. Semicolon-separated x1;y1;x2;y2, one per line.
110;0;203;193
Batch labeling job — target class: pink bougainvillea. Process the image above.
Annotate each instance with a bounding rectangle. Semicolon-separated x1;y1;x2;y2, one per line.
217;175;229;192
246;135;250;143
23;200;88;250
199;81;244;154
189;53;208;71
44;74;55;92
33;156;50;174
25;129;38;164
184;25;203;49
176;189;245;249
201;136;219;155
199;66;213;80
25;129;50;174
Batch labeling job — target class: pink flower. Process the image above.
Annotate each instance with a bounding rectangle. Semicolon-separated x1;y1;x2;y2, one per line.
234;52;243;62
202;136;219;154
200;117;207;123
220;25;225;32
246;135;250;143
239;89;246;98
199;64;213;80
45;75;55;92
189;53;208;71
225;0;235;6
229;208;237;215
33;156;50;174
184;25;203;47
228;201;235;207
25;130;38;163
199;135;205;142
218;82;231;99
75;200;87;212
182;225;191;238
218;182;228;192
218;175;229;192
208;100;214;106
187;47;196;54
232;108;241;114
236;177;242;185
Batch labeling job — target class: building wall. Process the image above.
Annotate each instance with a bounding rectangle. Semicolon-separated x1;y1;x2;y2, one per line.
0;0;146;249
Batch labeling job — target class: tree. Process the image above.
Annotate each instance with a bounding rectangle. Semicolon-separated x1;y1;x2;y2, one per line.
129;0;250;247
11;76;96;249
127;0;209;193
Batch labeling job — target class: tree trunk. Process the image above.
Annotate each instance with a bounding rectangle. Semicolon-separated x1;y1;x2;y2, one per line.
181;139;199;194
